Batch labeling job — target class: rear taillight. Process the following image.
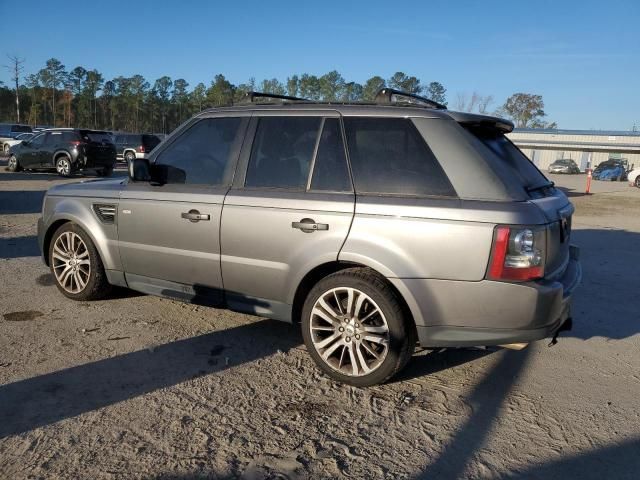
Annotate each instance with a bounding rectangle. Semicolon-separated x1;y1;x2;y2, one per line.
136;145;145;153
70;141;81;147
487;226;546;281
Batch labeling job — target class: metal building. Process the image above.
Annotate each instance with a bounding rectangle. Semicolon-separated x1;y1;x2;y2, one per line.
508;129;640;172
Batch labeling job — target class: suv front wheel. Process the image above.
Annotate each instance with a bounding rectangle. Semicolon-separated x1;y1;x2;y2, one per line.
301;268;416;386
49;223;112;300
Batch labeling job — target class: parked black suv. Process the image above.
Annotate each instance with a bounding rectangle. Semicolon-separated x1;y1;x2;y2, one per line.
114;133;162;163
7;128;116;177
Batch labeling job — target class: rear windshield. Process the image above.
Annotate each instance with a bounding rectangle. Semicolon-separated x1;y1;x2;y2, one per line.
81;131;113;143
466;126;549;190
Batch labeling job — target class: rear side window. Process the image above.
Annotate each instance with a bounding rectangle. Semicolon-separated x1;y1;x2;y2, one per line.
62;131;80;142
245;117;321;189
142;134;161;150
343;117;456;197
467;127;548;189
12;125;32;133
310;118;351;192
155;117;243;185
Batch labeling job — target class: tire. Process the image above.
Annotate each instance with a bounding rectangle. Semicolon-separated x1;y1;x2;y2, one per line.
55;155;73;177
48;223;112;301
635;177;640;188
301;267;416;387
124;151;136;164
7;154;22;172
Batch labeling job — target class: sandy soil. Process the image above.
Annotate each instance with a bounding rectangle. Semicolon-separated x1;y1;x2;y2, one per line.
1;162;639;479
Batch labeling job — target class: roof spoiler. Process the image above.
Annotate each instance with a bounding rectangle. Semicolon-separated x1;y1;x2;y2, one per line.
446;111;514;133
374;88;447;110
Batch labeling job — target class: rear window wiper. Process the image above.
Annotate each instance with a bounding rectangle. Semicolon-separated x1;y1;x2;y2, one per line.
525;180;555;193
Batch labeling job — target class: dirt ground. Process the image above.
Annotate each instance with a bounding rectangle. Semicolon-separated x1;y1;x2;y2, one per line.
1;163;639;479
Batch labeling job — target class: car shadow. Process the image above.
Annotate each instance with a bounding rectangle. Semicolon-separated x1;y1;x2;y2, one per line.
0;235;40;259
0;319;302;439
568;228;639;341
0;190;46;215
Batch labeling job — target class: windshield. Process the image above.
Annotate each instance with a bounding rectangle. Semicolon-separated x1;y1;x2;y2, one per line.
15;133;33;140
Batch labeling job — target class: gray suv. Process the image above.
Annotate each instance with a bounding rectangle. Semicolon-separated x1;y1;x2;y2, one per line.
37;90;581;386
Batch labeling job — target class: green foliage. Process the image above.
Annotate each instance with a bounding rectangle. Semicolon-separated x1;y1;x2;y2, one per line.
362;76;386;101
1;58;461;132
502;93;548;128
426;82;447;106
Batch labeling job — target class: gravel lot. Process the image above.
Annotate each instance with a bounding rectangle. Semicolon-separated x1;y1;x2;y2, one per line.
1;162;639;479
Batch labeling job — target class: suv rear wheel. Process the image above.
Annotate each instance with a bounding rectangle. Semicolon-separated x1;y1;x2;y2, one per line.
49;223;112;300
55;155;72;177
124;151;136;164
301;268;416;386
635;176;640;188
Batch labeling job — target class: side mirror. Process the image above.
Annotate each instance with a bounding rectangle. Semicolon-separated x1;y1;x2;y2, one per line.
21;140;29;146
128;158;151;182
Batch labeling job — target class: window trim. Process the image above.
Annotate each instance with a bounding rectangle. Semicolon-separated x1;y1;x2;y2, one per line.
306;117;355;194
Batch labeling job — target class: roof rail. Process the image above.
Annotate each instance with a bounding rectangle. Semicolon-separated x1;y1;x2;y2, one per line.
374;88;447;110
238;91;309;104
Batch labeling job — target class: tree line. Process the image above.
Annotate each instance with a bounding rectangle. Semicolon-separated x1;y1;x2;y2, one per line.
0;56;555;133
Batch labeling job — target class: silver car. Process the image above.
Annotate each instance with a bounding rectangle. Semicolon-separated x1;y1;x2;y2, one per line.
37;90;581;386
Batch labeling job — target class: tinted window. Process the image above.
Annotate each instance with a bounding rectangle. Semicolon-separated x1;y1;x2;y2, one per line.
12;125;32;133
62;131;80;142
245;116;321;189
467;127;547;189
81;131;112;143
46;132;63;145
142;134;161;150
126;134;141;144
310;119;351;192
30;133;47;147
155;117;242;185
343;117;455;196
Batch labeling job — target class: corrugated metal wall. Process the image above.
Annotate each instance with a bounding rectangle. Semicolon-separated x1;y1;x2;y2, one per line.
508;130;640;171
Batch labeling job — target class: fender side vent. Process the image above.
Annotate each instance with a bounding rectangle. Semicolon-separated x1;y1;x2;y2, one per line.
93;203;117;224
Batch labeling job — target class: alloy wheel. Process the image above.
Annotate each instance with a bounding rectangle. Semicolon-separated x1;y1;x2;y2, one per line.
56;158;71;176
52;231;91;293
8;156;17;170
309;287;390;377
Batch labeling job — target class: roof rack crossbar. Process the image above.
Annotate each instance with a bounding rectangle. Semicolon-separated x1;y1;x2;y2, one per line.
374;88;447;110
238;91;309;104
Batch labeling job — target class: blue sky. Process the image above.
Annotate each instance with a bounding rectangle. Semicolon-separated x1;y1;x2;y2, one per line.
1;0;638;130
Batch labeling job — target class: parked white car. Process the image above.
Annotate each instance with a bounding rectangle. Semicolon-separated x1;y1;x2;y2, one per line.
628;168;640;188
2;132;34;154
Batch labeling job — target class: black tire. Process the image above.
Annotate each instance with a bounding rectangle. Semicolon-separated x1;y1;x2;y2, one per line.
635;177;640;188
48;222;112;301
301;267;416;387
55;155;73;177
7;154;22;172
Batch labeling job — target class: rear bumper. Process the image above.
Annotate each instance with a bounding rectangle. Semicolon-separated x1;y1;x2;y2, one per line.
393;245;581;347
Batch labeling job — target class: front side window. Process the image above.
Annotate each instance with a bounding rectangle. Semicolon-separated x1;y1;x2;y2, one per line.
245;116;321;189
343;117;456;197
30;133;47;147
155;117;242;185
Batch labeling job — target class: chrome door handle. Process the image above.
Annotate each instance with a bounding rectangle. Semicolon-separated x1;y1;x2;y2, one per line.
292;218;329;233
181;210;210;222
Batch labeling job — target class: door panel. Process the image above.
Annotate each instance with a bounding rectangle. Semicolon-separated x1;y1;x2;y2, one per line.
221;190;354;315
118;183;226;302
